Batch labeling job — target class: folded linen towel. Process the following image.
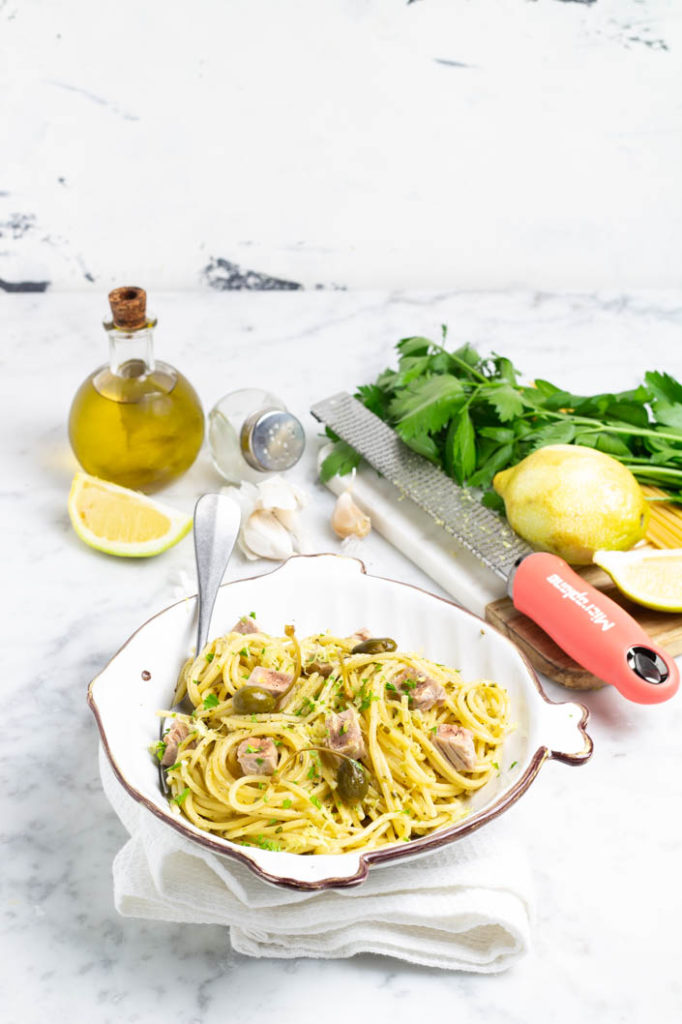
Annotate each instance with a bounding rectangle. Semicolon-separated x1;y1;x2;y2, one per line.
100;748;533;972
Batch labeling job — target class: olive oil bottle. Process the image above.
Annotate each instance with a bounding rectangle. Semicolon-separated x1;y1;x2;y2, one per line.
68;287;204;491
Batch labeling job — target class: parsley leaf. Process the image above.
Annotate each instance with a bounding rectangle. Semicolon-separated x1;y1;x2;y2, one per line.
390;375;465;440
172;787;190;806
319;439;362;483
444;408;476;483
484;382;527;422
203;693;219;709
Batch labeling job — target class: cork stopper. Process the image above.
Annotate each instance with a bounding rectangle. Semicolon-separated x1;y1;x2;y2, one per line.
108;286;147;330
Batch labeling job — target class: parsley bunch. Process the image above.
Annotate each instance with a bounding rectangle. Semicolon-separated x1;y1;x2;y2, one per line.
320;330;682;505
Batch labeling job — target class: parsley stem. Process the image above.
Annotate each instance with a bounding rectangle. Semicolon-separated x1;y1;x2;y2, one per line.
431;342;489;384
628;466;682;479
540;408;682;444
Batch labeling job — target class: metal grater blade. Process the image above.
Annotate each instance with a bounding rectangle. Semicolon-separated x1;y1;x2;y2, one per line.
311;392;533;582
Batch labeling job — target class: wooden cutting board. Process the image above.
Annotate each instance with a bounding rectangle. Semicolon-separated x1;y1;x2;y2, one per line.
485;563;682;689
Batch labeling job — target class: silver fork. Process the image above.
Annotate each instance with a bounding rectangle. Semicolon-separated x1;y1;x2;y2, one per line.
159;491;242;792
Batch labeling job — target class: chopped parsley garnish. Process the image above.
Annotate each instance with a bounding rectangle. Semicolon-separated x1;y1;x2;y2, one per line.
205;652;214;663
203;693;219;709
356;681;378;712
166;761;182;772
256;757;264;766
172;787;190;806
491;761;500;770
245;745;259;754
267;818;278;826
256;835;281;851
249;611;256;619
310;795;322;810
239;648;249;657
430;725;438;734
385;682;396;692
510;760;518;769
282;798;292;809
153;741;167;762
251;713;257;722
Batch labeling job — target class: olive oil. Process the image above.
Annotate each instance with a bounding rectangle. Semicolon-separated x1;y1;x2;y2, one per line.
68;287;204;492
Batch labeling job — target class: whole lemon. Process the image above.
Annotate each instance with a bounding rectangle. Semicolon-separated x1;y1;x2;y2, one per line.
493;444;649;565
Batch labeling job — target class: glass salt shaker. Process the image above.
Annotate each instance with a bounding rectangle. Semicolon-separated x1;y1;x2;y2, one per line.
208;388;305;485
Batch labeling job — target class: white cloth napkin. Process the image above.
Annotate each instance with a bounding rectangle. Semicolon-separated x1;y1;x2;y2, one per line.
100;748;533;972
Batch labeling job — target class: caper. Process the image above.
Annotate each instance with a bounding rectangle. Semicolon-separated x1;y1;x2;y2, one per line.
350;637;397;655
232;685;276;715
336;758;369;803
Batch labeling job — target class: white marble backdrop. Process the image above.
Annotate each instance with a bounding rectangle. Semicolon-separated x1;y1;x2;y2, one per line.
1;0;681;293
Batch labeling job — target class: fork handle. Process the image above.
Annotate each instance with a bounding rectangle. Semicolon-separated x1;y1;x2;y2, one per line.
193;493;242;655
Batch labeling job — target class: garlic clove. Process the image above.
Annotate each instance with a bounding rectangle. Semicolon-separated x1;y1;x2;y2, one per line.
331;491;371;540
256;475;307;512
240;508;294;561
272;507;314;554
272;506;298;534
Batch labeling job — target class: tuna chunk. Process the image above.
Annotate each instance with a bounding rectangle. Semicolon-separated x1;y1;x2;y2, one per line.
246;665;294;698
390;668;446;712
161;719;190;767
232;616;259;635
325;707;366;760
303;651;334;678
237;736;278;776
433;724;477;772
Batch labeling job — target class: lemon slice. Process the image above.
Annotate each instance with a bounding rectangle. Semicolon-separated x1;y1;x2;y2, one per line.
68;472;192;557
593;548;682;612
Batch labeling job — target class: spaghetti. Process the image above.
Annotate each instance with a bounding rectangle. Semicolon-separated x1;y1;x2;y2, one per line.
154;622;511;854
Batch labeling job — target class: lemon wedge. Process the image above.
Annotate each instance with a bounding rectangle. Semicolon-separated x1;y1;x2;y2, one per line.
68;472;192;557
593;548;682;612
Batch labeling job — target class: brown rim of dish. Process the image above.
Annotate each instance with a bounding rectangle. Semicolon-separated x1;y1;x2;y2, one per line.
87;552;593;892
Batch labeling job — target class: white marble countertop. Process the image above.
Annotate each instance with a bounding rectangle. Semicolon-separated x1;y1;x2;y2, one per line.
3;289;682;1022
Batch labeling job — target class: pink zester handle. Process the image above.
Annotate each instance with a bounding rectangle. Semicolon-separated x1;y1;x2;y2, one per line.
511;552;679;705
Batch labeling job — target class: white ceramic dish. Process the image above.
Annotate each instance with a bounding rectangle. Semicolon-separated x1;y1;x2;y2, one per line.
89;554;592;890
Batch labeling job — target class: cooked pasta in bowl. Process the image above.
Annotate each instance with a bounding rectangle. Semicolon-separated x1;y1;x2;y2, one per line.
89;554;592;889
158;624;511;855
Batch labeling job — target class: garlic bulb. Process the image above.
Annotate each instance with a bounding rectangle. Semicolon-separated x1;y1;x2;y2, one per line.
331;491;371;540
230;475;310;561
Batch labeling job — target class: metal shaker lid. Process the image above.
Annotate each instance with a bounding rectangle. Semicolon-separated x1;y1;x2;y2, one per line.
240;407;306;472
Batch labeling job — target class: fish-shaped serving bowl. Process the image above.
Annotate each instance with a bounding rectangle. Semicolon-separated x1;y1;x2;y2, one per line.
88;554;592;890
